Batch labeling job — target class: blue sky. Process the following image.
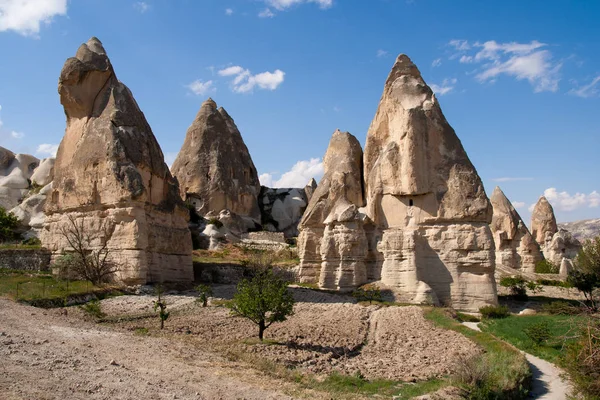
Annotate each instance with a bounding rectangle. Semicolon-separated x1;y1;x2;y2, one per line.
0;0;598;224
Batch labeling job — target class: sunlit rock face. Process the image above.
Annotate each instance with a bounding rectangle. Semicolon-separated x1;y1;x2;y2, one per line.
41;37;192;284
362;54;497;311
297;130;367;290
490;186;543;273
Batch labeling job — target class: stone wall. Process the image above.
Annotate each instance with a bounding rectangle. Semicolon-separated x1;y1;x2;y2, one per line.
0;248;51;271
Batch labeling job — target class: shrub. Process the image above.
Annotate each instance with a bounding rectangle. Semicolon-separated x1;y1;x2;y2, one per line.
541;301;581;315
535;259;559;274
352;285;383;304
196;284;212;307
563;317;600;398
153;286;169;330
569;236;600;311
230;268;295;341
207;218;223;229
523;321;551;346
525;280;544;295
479;305;510;319
79;299;105;320
536;278;572;288
567;270;600;311
21;236;41;246
499;276;528;300
0;207;21;243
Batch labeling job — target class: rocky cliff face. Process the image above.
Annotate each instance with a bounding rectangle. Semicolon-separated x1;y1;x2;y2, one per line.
490;187;543;273
559;219;600;242
0;147;40;211
41;37;192;284
171;99;261;230
297;129;367;289
362;54;497;311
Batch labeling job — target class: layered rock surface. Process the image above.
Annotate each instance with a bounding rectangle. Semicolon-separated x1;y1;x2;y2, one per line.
259;187;309;238
41;37;192;284
297;129;367;290
490;187;543;273
171;99;261;233
0;147;40;210
531;196;558;247
361;54;497;310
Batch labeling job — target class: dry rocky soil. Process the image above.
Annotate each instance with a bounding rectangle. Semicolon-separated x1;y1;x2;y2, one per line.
1;286;480;399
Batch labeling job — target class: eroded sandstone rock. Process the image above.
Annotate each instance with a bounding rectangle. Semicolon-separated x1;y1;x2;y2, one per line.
171;99;261;231
363;54;497;310
259;187;309;238
41;37;192;284
531;196;558;247
490;186;543;273
0;149;40;210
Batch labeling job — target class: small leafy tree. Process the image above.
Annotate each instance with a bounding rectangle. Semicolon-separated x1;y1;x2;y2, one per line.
499;276;528;300
535;259;559;274
352;285;383;304
524;322;551;346
56;215;119;285
153;286;169;329
0;206;21;243
230;268;295;341
196;284;212;307
568;236;600;311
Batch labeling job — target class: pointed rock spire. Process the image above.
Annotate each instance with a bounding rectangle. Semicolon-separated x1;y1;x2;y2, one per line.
531;196;558;245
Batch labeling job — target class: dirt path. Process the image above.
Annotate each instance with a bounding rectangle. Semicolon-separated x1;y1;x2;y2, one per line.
461;322;572;400
0;298;301;400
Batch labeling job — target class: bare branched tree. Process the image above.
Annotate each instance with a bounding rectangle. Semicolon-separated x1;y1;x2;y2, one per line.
56;214;119;285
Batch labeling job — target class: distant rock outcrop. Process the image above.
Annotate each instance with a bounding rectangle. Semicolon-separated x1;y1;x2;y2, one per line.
361;54;497;311
41;37;192;284
490;187;542;273
0;147;40;211
559;219;600;242
171;98;261;234
297;129;367;290
259;187;310;238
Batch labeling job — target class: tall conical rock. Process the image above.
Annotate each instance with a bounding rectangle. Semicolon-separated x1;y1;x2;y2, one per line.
171;99;260;226
41;38;193;284
297;130;367;289
490;187;543;273
363;55;496;311
531;196;558;246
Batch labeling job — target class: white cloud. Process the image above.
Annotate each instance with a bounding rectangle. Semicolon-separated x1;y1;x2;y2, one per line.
258;8;275;18
265;0;333;11
512;201;526;209
0;0;67;36
543;187;600;211
431;58;442;67
491;177;534;182
133;2;150;13
430;78;457;96
164;152;178;169
225;8;233;16
36;143;58;157
186;80;215;96
10;131;23;139
569;76;600;98
218;66;285;93
449;40;561;93
260;158;324;188
377;49;388;58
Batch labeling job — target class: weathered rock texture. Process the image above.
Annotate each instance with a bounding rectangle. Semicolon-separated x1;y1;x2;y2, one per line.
559;218;600;242
297;129;367;290
171;99;261;230
41;37;192;284
0;248;51;271
259;187;309;238
531;196;582;267
362;54;497;310
490;187;543;273
0;147;40;210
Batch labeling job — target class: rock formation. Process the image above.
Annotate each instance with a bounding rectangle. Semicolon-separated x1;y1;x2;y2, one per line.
259;187;310;238
0;147;40;210
531;196;582;267
362;54;497;310
41;37;192;284
559;218;600;242
490;187;543;273
171;99;261;234
297;129;367;290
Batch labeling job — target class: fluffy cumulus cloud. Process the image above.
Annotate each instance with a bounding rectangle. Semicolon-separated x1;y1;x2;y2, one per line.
448;39;561;92
218;66;285;93
0;0;67;36
377;49;388;58
36;143;58;157
541;187;600;211
430;78;457;96
511;201;526;209
259;158;323;188
258;8;275;18
569;76;600;98
186;79;215;96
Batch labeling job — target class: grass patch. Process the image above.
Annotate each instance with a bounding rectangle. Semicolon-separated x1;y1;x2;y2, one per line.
425;308;531;399
0;243;43;250
480;314;586;363
210;299;233;307
456;312;481;323
134;327;149;336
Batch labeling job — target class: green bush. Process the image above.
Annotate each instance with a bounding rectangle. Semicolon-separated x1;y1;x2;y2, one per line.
21;237;41;246
79;299;105;320
523;322;551;346
499;276;528;300
352;285;383;304
541;301;581;315
196;284;212;307
480;305;510;319
568;236;600;311
563;317;600;398
536;278;572;288
535;259;559;274
0;207;21;243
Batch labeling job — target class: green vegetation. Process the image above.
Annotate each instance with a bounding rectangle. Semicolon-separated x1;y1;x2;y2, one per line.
134;327;149;336
568;236;600;311
523;321;551;346
426;308;531;399
456;312;481;323
499;276;543;300
207;217;223;228
0;206;21;243
541;300;583;315
79;299;106;320
535;259;559;274
563;317;600;399
195;284;212;307
193;244;299;268
230;268;295;341
352;285;383;304
479;305;511;319
480;314;585;363
153;286;169;330
536;278;572;288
